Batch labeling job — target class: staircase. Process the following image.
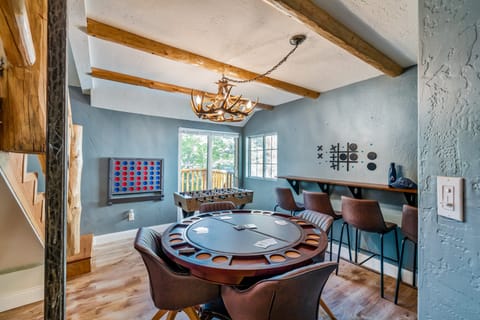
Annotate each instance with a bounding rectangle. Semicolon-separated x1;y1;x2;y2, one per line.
0;152;45;311
0;152;45;243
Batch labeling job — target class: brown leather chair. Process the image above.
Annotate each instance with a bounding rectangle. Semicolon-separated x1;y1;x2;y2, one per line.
337;196;399;299
134;227;224;320
199;201;235;213
394;205;418;304
295;210;336;319
221;262;338;320
274;187;304;215
303;191;343;260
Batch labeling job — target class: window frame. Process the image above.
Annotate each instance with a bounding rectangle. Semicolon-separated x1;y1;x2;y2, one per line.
246;133;278;180
178;128;240;191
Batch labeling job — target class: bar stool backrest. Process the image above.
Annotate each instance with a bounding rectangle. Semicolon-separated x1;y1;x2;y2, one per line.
401;205;418;243
275;187;300;211
303;191;335;217
341;196;387;233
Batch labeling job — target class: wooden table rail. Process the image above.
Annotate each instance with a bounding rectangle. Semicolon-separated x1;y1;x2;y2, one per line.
277;175;417;206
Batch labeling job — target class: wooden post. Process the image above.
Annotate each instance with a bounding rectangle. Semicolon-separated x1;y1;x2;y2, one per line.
45;0;67;318
67;124;82;256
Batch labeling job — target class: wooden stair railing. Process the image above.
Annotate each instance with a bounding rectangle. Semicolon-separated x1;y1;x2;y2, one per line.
2;152;45;243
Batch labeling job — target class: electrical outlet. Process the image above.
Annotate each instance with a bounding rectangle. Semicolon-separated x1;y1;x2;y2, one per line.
437;176;464;221
127;209;135;221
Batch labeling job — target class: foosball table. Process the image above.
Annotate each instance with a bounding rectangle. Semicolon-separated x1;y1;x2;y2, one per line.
173;188;254;217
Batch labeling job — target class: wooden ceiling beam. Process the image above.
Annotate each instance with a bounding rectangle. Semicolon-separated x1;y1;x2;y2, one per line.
263;0;404;77
86;18;319;99
90;67;274;111
0;0;36;66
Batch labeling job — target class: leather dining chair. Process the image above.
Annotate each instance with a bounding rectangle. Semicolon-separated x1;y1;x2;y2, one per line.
221;262;338;320
274;187;305;215
199;201;236;213
303;191;343;260
134;227;227;320
394;204;418;305
337;196;399;298
298;210;333;262
296;210;336;319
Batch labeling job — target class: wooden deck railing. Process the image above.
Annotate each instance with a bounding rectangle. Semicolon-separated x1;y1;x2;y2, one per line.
180;169;234;192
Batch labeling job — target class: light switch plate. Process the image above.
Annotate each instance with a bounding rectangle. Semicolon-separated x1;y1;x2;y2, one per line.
437;176;464;221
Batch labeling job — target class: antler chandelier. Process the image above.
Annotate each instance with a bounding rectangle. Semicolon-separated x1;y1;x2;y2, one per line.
191;34;306;123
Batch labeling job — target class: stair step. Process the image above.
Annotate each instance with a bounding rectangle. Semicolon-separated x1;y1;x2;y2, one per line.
23;171;38;183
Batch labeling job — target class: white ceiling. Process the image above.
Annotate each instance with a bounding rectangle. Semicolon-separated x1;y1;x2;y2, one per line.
67;0;418;126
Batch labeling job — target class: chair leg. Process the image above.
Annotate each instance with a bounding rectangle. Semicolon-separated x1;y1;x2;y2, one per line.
152;310;168;320
329;227;333;261
394;238;407;304
336;222;346;275
345;223;352;261
320;298;337;320
166;310;178;320
380;234;384;299
413;242;417;287
184;306;201;320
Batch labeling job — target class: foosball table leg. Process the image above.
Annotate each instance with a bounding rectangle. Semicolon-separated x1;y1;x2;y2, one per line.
182;209;194;219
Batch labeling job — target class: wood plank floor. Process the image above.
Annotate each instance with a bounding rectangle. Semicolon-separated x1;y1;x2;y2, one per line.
0;236;417;320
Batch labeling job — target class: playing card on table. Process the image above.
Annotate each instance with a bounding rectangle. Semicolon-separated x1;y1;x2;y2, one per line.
254;238;277;248
193;227;209;234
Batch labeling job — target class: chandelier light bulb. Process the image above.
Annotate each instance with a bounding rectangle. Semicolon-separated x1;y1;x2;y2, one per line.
195;95;202;104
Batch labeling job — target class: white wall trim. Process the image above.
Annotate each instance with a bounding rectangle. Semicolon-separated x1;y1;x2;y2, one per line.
0;265;44;312
93;224;171;246
331;242;416;285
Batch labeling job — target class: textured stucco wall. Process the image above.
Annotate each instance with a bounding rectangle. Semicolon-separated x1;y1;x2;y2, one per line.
70;87;241;235
243;67;417;263
419;1;480;318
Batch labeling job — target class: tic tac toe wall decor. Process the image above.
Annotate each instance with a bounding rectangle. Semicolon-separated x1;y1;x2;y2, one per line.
316;142;378;172
107;157;164;205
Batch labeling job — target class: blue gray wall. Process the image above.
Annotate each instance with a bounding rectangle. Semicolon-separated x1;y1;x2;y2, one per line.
419;1;480;318
70;87;241;235
243;67;417;264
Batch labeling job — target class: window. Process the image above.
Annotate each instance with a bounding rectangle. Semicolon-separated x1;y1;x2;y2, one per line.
179;128;239;192
247;133;277;179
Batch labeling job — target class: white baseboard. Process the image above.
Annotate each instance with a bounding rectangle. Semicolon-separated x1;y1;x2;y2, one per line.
93;223;171;246
0;265;44;312
331;242;416;285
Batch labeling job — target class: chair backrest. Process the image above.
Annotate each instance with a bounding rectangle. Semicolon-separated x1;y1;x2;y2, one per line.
298;210;334;234
199;201;235;213
134;227;220;309
303;191;336;217
275;187;299;211
221;262;337;320
401;205;418;243
341;196;387;233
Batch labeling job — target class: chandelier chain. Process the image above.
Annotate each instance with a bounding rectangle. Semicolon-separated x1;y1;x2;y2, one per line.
222;37;303;84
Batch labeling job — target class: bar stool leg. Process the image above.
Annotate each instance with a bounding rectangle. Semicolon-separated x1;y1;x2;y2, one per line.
329;227;333;261
413;242;417;287
394;238;407;304
380;233;384;299
394;228;400;263
336;222;346;275
354;229;359;264
345;224;352;262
